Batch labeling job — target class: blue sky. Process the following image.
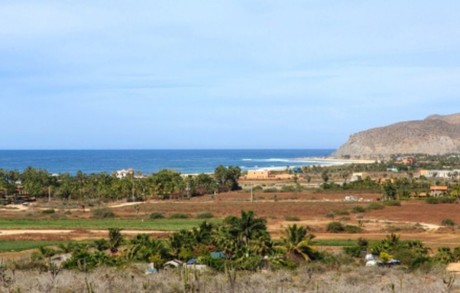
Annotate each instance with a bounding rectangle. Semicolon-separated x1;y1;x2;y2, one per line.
1;1;460;149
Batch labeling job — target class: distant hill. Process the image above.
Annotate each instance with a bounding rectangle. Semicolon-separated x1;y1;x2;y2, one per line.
334;113;460;158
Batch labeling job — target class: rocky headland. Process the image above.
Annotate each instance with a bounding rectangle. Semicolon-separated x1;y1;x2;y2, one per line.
335;113;460;159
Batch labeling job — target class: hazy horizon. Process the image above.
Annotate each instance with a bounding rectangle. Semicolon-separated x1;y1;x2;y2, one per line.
2;1;460;149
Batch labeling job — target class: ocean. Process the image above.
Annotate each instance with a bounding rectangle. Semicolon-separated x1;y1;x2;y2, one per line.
0;149;335;175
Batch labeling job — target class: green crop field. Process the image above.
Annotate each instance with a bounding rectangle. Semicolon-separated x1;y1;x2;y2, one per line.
0;240;70;252
0;218;221;231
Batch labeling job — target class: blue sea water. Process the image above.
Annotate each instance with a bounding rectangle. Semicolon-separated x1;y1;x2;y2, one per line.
0;149;335;175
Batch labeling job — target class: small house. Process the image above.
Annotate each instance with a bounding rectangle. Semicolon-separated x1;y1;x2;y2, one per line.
163;259;183;269
430;186;448;197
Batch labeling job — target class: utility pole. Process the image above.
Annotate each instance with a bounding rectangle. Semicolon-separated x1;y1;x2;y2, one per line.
186;181;191;200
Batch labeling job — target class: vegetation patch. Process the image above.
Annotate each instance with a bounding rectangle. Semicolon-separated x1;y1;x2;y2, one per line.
0;240;69;252
425;197;456;204
0;218;219;231
280;185;297;192
441;218;456;227
149;212;164;219
325;212;335;219
169;213;190;219
41;208;56;214
284;215;300;221
366;202;385;210
263;187;278;193
333;209;350;216
195;212;214;219
326;221;345;233
384;200;401;206
92;208;116;219
344;225;363;233
351;206;366;213
312;239;357;246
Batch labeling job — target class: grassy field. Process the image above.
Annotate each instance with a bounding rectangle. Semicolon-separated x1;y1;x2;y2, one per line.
0;240;70;252
0;218;221;231
313;239;358;246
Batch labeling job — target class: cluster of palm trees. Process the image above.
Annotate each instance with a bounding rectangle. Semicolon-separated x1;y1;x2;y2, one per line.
0;165;242;202
42;211;318;272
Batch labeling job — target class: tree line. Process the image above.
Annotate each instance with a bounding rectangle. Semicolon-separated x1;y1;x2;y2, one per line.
0;165;242;202
35;211;318;272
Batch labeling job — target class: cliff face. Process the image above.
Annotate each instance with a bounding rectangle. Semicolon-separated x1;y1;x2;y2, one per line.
335;113;460;158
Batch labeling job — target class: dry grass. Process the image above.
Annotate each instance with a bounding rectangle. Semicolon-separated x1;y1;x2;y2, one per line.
0;263;457;293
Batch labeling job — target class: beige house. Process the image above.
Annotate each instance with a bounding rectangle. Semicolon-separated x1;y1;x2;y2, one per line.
430;185;448;197
243;170;295;180
244;170;271;180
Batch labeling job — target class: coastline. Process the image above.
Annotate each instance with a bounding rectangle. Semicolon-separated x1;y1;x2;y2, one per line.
297;156;375;165
241;156;374;173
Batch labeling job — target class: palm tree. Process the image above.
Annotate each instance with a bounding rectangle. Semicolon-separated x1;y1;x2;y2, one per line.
236;210;268;246
169;229;196;257
279;224;317;262
191;221;214;244
108;228;123;253
128;234;171;263
249;235;273;256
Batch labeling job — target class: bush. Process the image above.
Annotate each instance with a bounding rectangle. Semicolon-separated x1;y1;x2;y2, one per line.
327;221;345;233
344;225;363;233
41;209;55;214
196;212;213;219
252;186;264;192
425;197;456;204
384;200;401;206
92;208;116;219
284;215;300;221
149;212;164;219
366;202;385;210
343;246;363;257
441;218;456;227
333;209;350;216
169;213;189;219
263;187;278;193
351;206;366;213
325;212;335;219
281;185;296;192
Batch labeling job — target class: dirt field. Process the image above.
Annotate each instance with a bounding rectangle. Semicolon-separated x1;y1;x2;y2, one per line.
1;191;460;252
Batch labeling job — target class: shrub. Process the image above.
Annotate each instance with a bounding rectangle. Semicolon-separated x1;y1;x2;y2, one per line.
327;221;345;233
351;206;366;213
263;188;278;193
384;200;401;206
196;212;213;219
343;246;363;257
325;212;335;219
41;209;55;214
281;185;296;192
252;185;264;192
366;202;385;210
169;213;189;219
284;215;300;221
92;208;115;219
425;197;456;204
333;209;350;216
344;225;363;233
149;212;164;219
441;218;456;227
